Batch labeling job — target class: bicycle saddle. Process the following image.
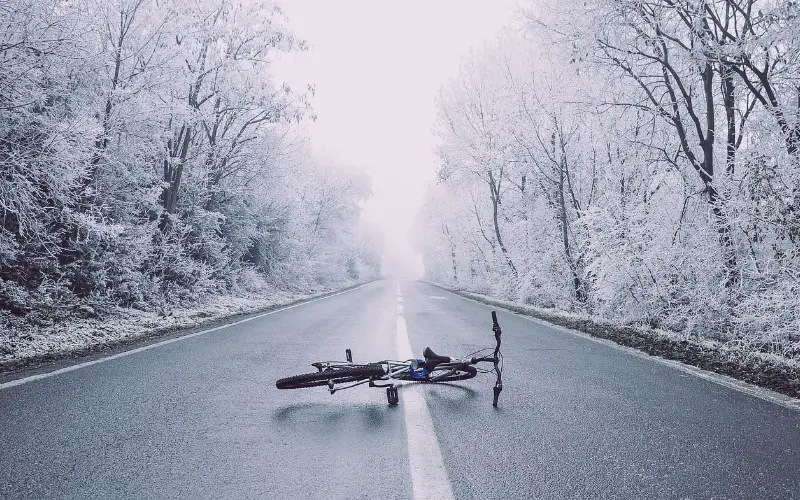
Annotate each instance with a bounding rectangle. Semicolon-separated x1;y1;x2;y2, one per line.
423;347;451;373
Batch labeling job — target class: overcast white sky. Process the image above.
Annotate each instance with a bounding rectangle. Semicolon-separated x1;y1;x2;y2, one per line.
273;0;520;276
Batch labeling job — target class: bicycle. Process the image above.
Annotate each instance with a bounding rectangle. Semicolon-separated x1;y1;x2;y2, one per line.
276;311;504;407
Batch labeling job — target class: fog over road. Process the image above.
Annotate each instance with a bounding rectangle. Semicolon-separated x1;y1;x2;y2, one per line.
2;280;799;499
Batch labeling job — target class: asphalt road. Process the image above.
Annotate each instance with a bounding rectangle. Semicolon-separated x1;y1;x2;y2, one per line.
1;280;799;499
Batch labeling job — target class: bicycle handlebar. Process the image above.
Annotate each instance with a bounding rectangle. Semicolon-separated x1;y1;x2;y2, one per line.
433;311;504;407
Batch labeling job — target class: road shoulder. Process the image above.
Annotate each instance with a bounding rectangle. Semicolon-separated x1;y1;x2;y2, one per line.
0;281;372;381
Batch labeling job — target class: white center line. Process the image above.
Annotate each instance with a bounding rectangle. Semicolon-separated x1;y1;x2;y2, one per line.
396;289;455;500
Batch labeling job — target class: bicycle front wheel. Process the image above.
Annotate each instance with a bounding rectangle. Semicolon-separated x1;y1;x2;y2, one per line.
429;365;478;382
395;365;478;383
276;365;385;389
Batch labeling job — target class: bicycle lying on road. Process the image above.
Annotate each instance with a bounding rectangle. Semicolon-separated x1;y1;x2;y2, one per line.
276;311;504;406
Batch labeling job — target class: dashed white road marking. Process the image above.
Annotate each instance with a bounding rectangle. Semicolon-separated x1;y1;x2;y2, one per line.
396;287;455;500
0;283;369;390
429;296;446;300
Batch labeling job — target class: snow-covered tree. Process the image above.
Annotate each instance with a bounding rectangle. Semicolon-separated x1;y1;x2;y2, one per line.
418;3;800;355
1;0;381;322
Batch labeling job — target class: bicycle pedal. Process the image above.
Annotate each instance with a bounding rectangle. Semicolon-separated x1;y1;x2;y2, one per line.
386;386;399;405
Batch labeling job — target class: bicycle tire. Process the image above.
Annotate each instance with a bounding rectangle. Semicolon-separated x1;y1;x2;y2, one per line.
396;365;478;383
275;365;385;389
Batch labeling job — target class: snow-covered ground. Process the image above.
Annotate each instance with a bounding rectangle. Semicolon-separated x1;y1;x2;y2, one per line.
0;284;362;370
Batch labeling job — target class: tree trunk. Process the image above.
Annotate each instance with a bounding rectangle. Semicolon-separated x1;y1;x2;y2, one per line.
721;64;736;175
158;125;192;232
557;160;585;302
487;171;517;276
701;59;738;286
444;224;458;284
158;41;208;232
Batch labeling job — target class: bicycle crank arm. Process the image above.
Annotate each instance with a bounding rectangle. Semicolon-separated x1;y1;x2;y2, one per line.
369;381;395;388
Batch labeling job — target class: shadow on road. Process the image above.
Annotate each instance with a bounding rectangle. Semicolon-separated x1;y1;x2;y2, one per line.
416;382;478;397
272;383;482;427
271;401;399;430
416;383;483;411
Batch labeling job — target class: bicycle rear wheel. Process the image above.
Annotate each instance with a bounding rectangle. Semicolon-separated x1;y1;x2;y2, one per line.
276;365;385;389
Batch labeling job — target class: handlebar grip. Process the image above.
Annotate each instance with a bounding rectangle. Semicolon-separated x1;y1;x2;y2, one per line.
491;311;498;327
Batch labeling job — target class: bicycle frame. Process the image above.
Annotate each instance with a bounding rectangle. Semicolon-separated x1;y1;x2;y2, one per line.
313;357;480;387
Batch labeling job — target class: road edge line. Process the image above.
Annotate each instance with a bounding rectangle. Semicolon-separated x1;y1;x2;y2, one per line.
0;283;369;390
427;282;800;413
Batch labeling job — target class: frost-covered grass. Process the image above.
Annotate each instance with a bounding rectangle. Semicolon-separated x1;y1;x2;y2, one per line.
444;284;799;368
0;283;361;370
429;281;800;398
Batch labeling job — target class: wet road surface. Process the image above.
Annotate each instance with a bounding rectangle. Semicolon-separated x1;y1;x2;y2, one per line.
2;280;799;499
